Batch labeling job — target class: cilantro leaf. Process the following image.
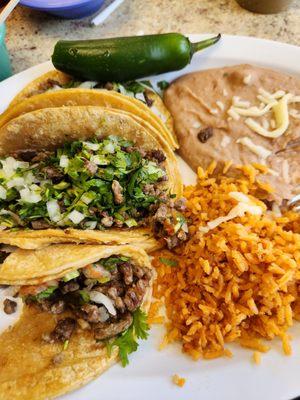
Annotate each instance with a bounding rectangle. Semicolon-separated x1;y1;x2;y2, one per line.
157;80;169;91
133;308;149;340
35;286;58;301
159;257;178;267
113;327;138;367
109;308;150;367
101;256;130;271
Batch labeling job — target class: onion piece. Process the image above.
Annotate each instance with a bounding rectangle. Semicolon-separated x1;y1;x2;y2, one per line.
47;200;61;222
83;141;100;151
0;185;7;200
59;155;69;168
19;188;41;204
68;210;85;224
89;291;117;316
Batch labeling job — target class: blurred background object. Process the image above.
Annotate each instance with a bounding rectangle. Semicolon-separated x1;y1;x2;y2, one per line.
3;0;300;75
0;23;12;80
236;0;294;14
19;0;105;19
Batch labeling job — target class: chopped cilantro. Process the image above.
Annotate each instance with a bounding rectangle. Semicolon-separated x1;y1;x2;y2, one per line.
159;257;178;267
35;286;58;301
62;270;80;282
78;290;90;303
63;340;69;351
0;135;167;230
101;256;130;270
109;308;150;367
157;80;170;91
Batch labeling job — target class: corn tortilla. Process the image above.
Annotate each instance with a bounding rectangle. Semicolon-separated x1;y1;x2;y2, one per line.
0;244;152;400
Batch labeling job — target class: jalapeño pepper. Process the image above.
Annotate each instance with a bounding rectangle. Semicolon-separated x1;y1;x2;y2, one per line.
52;33;221;82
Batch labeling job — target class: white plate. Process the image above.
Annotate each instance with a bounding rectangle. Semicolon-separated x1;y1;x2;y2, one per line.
0;35;300;400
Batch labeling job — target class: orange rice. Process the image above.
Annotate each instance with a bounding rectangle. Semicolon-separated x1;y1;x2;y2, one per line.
152;163;300;360
172;374;186;387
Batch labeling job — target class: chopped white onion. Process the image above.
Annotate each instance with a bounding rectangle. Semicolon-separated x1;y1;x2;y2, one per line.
47;200;61;222
89;291;117;316
83;142;100;151
68;210;85;224
0;185;7;200
78;81;98;89
19;188;41;203
90;155;109;165
81;194;93;204
1;157;28;179
59;155;69;168
85;221;97;230
103;142;115;154
6;177;25;188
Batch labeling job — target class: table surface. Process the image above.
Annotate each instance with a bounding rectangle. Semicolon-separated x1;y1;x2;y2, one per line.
4;0;300;74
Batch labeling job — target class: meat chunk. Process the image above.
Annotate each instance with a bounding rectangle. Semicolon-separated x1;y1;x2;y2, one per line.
31;219;51;230
50;300;65;314
120;262;133;285
165;235;179;249
144;90;154;107
146;149;166;163
42;166;64;183
101;215;114;227
154;204;168;222
3;298;17;314
45;318;76;343
32;151;53;163
174;198;187;211
80;304;109;323
124;286;143;312
85;160;98;175
11;150;38;162
112;180;124;204
94;312;133;340
61;282;80;294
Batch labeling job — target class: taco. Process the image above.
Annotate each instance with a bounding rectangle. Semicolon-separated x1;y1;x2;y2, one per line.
4;70;177;149
0;106;186;250
0;244;152;400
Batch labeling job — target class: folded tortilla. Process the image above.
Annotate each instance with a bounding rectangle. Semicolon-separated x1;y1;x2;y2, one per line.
0;244;153;400
0;106;183;250
4;70;178;149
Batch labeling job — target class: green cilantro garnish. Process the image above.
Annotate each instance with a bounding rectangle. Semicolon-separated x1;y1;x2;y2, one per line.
78;290;90;303
63;340;69;351
157;80;170;91
107;308;150;367
101;256;130;271
35;286;58;301
0;135;167;230
159;257;178;267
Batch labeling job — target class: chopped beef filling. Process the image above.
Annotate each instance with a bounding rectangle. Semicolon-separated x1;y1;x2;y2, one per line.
24;256;152;344
31;219;51;230
3;298;17;314
43;318;76;344
1;136;188;248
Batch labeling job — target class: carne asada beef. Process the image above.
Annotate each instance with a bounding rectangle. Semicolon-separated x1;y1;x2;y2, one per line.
25;256;152;344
